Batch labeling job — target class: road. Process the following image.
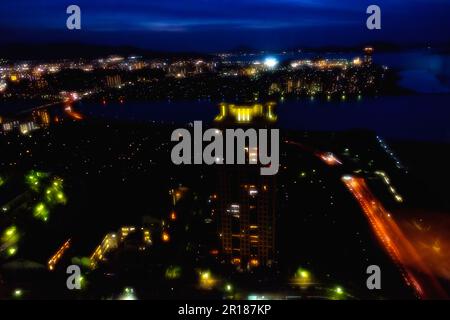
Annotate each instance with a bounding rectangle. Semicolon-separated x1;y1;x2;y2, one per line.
342;175;448;299
17;101;62;115
285;140;342;166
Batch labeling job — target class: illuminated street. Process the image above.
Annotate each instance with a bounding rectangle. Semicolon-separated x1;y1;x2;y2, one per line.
342;176;448;299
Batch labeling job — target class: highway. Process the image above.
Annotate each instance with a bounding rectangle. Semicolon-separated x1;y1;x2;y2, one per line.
285;140;342;166
64;105;84;120
342;175;448;299
286;139;448;298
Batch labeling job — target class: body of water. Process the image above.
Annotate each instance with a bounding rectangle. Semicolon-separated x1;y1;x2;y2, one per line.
77;94;450;142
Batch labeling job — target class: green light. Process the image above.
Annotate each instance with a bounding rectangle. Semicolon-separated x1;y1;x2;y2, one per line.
0;176;5;187
335;286;344;295
81;257;91;268
56;191;67;204
225;284;233;292
2;225;19;244
119;287;137;300
295;268;310;280
33;202;49;221
165;266;182;280
25;170;48;187
78;275;86;289
25;170;48;191
13;289;23;298
5;226;16;237
44;178;67;205
7;246;17;256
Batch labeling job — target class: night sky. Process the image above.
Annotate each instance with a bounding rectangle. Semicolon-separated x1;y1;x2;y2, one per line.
1;0;449;52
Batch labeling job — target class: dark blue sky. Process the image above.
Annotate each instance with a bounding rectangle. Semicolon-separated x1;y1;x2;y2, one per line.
1;0;449;52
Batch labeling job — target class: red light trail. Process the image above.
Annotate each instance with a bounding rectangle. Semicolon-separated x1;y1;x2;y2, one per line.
342;175;448;299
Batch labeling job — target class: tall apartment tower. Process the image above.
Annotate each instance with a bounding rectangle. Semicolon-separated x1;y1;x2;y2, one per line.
363;46;374;65
214;103;277;270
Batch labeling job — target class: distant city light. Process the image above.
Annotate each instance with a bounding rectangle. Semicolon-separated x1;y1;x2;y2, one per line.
263;57;279;68
353;57;362;65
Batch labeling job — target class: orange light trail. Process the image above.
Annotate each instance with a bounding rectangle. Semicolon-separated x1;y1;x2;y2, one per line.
287;139;448;298
342;176;448;299
317;152;342;166
64;104;84;120
48;239;71;271
285;140;342;166
67;111;83;120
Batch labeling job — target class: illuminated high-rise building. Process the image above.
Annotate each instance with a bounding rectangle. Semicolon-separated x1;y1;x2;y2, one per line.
214;103;277;269
106;75;122;88
32;110;50;127
364;47;374;65
286;79;294;94
218;169;276;269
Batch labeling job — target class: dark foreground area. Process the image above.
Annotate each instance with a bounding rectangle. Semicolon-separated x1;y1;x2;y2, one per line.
1;118;449;299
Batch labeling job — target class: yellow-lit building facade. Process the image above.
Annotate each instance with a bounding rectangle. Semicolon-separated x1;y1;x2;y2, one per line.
215;103;277;269
214;102;277;124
